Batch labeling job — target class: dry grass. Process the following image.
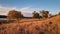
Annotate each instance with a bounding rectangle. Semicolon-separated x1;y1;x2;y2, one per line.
0;15;60;34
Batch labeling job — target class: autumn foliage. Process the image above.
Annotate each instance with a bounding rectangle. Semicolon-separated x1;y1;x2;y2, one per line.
7;10;24;20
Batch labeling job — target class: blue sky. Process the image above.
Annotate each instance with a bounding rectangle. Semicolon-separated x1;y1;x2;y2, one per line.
0;0;60;17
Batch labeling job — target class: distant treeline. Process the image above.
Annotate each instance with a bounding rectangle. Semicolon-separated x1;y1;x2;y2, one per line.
0;15;32;19
0;15;7;18
0;10;60;24
0;10;60;19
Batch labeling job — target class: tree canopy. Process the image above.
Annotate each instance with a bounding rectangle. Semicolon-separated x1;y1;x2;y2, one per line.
7;10;24;20
40;10;49;18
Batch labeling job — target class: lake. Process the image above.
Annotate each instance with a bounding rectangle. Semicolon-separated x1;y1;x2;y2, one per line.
0;18;16;20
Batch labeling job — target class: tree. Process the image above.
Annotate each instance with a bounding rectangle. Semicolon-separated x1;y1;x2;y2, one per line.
32;11;40;18
58;12;60;15
18;11;24;18
40;10;49;18
7;10;24;21
48;14;52;18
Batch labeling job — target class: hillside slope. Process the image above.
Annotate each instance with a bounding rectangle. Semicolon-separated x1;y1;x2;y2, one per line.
0;15;60;34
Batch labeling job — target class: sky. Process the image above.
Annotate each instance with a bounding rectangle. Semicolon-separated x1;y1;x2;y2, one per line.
0;0;60;17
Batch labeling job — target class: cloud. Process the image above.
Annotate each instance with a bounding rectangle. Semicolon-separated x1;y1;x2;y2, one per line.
0;5;60;17
0;5;18;15
19;7;41;17
0;5;10;15
0;5;33;17
19;7;34;13
19;7;34;17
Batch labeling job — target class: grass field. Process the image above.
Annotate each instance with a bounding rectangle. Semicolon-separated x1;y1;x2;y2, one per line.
0;15;60;34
